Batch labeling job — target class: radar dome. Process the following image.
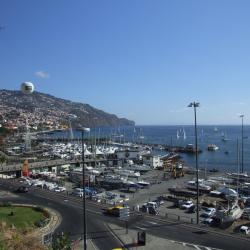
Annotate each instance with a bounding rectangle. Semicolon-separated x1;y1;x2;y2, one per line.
21;82;34;94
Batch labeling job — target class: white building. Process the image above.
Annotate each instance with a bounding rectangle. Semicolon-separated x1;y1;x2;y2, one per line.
142;155;163;169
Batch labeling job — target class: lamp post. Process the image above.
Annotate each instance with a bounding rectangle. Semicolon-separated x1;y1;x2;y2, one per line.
239;115;244;173
188;101;200;224
81;127;90;250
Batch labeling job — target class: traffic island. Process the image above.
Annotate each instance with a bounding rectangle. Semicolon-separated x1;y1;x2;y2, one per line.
0;203;61;248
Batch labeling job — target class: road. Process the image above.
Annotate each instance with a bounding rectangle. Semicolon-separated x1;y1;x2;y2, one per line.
0;181;122;250
1;179;250;250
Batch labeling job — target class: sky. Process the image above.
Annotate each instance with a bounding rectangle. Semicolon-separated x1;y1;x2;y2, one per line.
1;0;250;125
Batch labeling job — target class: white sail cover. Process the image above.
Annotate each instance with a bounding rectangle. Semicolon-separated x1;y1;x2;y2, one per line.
94;146;104;155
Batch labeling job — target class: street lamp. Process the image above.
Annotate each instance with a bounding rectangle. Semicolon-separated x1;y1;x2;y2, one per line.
188;101;200;224
239;115;244;173
81;127;90;250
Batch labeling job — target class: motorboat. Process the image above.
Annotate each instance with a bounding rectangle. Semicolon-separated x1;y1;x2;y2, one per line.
114;169;140;178
186;180;211;193
137;180;150;187
124;164;151;173
215;202;243;224
207;144;219;151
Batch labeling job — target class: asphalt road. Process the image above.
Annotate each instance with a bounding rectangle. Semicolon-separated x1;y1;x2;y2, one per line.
0;181;122;250
1;179;250;250
128;215;250;250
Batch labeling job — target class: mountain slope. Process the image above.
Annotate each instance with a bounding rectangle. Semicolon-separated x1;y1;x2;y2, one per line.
0;89;135;129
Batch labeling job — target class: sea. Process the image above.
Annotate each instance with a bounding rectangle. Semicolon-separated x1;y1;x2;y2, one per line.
53;125;250;173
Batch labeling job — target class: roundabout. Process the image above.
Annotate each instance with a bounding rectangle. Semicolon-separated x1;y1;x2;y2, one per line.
0;204;49;231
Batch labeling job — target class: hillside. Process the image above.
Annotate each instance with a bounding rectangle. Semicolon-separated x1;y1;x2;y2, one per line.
0;89;135;130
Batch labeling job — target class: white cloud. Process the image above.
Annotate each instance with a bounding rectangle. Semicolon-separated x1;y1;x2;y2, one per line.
35;71;50;79
232;101;245;106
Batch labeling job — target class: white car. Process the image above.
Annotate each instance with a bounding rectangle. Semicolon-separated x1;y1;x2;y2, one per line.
202;217;214;224
240;226;250;234
201;207;216;218
180;201;194;209
54;186;66;192
240;226;249;235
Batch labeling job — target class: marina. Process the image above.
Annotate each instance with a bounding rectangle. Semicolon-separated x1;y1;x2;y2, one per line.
1;122;250;249
1;124;250;232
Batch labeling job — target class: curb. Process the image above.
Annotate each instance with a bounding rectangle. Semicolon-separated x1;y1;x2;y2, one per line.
11;203;61;241
105;223;128;250
141;213;250;242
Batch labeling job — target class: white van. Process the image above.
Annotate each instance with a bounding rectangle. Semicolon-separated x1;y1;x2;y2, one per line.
72;188;83;197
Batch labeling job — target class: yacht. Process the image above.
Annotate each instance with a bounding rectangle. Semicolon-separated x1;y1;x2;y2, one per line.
124;164;151;173
114;169;140;178
215;202;243;224
186;180;211;193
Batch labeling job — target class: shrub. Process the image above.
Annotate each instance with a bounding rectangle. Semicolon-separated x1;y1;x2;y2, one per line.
0;202;12;207
32;206;44;212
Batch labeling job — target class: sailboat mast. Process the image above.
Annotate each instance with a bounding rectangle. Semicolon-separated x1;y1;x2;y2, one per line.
237;138;240;194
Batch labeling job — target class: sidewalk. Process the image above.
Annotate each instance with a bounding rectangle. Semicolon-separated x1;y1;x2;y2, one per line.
73;239;98;250
107;223;196;250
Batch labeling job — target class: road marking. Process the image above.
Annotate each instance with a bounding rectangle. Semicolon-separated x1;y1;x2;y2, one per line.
147;221;158;225
134;226;147;231
194;245;201;250
89;239;99;250
169;239;221;250
105;224;124;248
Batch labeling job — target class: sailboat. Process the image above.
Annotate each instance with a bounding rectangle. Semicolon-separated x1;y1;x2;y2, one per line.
201;128;204;137
221;132;231;142
183;128;186;140
215;138;244;224
176;130;180;139
214;126;218;132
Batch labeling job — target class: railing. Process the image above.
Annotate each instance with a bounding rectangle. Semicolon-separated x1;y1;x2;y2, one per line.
0;156;110;173
0;159;75;173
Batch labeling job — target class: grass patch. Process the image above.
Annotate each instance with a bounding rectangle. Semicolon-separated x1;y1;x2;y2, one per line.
0;206;46;231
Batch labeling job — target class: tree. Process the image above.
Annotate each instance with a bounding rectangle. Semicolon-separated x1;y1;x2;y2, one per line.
52;232;71;250
0;155;6;167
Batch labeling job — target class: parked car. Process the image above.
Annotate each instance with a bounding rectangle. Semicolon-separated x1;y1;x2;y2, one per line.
153;198;164;206
200;207;216;218
147;201;159;210
16;186;29;193
72;188;83;197
180;201;194;210
54;186;66;192
187;204;200;213
202;217;214;225
240;226;249;235
148;206;159;215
